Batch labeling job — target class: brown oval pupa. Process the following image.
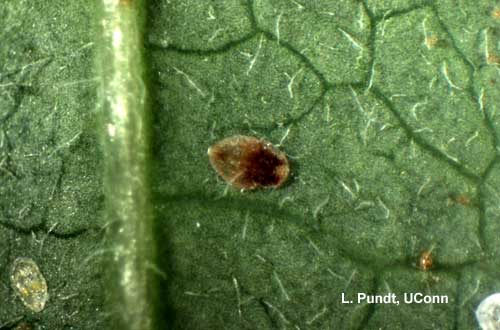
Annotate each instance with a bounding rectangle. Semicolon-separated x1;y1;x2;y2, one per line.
208;135;289;190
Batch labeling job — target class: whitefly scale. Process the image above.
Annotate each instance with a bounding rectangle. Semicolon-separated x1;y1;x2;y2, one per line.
10;257;49;312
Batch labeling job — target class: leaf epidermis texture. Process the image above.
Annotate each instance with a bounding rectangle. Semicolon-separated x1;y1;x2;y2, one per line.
148;0;500;329
0;1;107;329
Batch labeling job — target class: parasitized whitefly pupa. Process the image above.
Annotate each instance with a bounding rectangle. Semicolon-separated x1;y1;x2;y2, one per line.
10;257;49;312
207;135;290;190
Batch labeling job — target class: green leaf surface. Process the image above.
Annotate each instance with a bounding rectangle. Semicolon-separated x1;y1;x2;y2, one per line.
2;0;500;329
0;1;106;329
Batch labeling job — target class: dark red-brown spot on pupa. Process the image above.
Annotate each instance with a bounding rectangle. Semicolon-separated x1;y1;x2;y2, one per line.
208;135;289;190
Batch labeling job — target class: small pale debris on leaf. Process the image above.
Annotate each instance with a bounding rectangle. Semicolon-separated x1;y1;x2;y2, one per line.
476;293;500;330
10;257;49;313
207;135;289;190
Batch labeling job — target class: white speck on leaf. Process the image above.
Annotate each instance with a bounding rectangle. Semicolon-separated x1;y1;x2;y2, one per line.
246;35;263;75
441;61;462;91
173;66;206;97
284;69;302;99
466;131;479;146
338;28;363;51
313;196;329;219
275;13;282;45
476;293;500;330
